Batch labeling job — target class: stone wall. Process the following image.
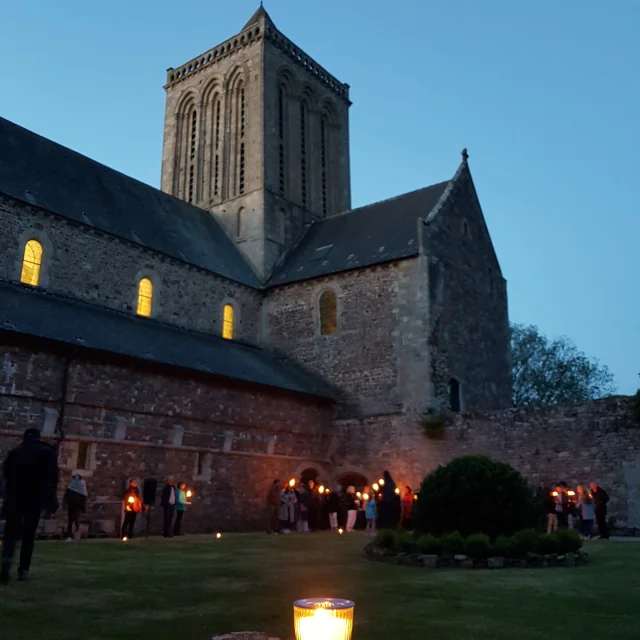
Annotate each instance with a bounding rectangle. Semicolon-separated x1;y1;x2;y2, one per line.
333;398;640;529
0;195;261;343
424;161;512;412
0;342;333;534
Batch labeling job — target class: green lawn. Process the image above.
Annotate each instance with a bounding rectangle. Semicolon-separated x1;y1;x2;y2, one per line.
1;534;639;640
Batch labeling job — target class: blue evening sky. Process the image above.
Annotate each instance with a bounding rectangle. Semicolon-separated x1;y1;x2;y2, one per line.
1;1;638;394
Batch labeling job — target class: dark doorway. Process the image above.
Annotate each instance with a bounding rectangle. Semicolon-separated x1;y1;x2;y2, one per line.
300;468;319;485
336;472;368;491
449;377;461;412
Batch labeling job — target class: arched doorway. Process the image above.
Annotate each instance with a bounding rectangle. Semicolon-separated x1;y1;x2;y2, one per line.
300;467;319;485
336;472;368;492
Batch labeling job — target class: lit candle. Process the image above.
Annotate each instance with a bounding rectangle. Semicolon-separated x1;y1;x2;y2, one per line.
413;494;418;501
128;496;135;504
394;487;400;495
362;493;369;501
186;490;193;498
318;485;325;494
552;491;559;497
122;537;128;542
338;528;344;535
379;478;385;486
356;492;361;499
289;478;296;488
294;599;354;640
567;490;576;497
372;483;379;492
216;533;222;539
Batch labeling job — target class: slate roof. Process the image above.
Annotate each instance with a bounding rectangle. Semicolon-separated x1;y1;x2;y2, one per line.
243;6;275;30
0;117;260;288
0;281;333;400
268;181;450;286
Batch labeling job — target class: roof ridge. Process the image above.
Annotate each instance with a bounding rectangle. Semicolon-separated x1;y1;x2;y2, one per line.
327;180;451;221
424;153;469;226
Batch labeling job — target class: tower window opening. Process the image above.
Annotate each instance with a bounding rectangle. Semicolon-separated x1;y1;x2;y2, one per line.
136;278;153;317
214;99;221;197
190;110;197;161
20;239;43;287
239;142;245;194
222;304;234;340
300;102;307;207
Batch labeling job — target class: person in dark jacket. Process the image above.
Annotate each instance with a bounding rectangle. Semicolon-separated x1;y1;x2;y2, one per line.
160;476;177;538
589;482;610;539
327;486;341;531
378;470;400;529
121;480;142;539
1;428;59;584
64;475;88;541
307;480;322;531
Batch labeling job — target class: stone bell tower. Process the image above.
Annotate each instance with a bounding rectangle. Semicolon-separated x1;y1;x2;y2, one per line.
160;7;352;279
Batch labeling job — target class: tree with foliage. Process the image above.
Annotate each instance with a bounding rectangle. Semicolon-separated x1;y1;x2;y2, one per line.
511;323;616;407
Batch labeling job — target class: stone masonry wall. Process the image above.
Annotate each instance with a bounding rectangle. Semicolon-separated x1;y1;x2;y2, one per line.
0;342;333;534
0;195;261;344
333;398;640;529
425;162;512;411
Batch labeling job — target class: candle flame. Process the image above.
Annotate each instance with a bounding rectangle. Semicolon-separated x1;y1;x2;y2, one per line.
338;528;344;535
122;537;128;542
362;492;369;501
372;483;379;492
186;490;193;498
318;485;325;494
394;487;400;495
356;492;361;498
289;478;296;487
413;494;418;501
216;533;222;539
552;491;559;497
567;490;576;497
127;496;135;504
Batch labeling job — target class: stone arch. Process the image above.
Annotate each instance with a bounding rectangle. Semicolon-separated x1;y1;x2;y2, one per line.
225;63;249;92
275;65;297;92
319;97;338;125
336;471;369;491
293;461;327;485
202;78;224;201
174;89;199;117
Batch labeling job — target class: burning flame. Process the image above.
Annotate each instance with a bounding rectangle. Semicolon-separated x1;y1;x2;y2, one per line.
552;491;559;497
362;492;370;501
127;496;135;504
122;537;128;542
289;478;296;487
394;488;400;495
338;528;344;535
318;485;325;494
186;490;193;498
356;492;362;499
372;483;379;492
379;478;385;486
216;533;222;539
567;490;576;497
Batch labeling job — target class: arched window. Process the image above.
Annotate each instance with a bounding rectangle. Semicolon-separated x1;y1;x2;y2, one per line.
222;304;234;340
320;115;329;215
213;96;222;197
238;85;246;195
319;290;337;335
188;109;197;203
20;239;43;286
278;85;286;196
300;101;308;207
137;278;153;317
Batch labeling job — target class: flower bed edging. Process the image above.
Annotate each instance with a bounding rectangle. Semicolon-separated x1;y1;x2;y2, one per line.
363;543;589;569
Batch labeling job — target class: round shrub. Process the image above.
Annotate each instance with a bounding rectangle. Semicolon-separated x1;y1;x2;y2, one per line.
417;534;443;556
492;535;512;558
415;455;538;538
440;531;465;555
510;529;541;558
551;529;583;554
394;530;418;553
465;533;492;559
375;529;396;549
536;534;557;555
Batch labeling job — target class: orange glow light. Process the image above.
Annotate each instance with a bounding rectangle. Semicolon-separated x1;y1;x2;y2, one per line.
318;485;325;494
372;483;379;492
289;479;296;487
128;496;135;504
552;491;559;497
379;479;385;486
362;493;369;501
216;533;222;539
394;488;400;495
122;537;128;542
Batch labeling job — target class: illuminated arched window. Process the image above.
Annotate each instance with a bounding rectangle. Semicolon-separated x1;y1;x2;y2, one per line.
319;290;337;335
137;278;153;317
20;239;43;286
222;304;234;340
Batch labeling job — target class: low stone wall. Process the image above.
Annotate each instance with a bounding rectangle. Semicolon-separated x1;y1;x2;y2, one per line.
334;398;640;529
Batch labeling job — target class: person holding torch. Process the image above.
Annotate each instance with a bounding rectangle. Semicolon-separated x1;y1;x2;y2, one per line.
122;480;142;539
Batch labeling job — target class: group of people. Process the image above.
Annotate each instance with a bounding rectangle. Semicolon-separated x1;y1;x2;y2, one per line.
265;471;416;535
539;481;610;539
121;477;190;539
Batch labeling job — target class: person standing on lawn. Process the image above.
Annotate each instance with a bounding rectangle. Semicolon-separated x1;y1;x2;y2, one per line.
307;480;322;531
161;476;177;538
174;482;188;536
1;428;59;585
344;486;358;532
327;486;341;531
554;483;569;529
266;479;281;534
402;487;414;529
364;488;377;536
64;474;88;541
590;482;610;539
296;482;310;532
121;479;142;539
578;485;595;539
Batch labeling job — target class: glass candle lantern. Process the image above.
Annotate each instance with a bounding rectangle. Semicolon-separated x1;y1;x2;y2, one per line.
293;598;354;640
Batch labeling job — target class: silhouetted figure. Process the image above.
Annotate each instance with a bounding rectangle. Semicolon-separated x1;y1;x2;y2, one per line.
1;428;59;584
590;482;610;539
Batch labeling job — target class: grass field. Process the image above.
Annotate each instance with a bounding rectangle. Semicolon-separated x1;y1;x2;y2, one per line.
0;533;639;640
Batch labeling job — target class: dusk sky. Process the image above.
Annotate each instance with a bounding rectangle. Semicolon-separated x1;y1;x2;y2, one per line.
2;0;638;394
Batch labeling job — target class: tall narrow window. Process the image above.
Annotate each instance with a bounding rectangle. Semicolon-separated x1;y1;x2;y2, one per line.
222;304;234;340
278;86;286;196
449;378;461;412
239;86;246;194
300;102;307;207
77;442;90;470
137;278;153;317
320;116;328;215
319;290;337;335
214;99;221;197
188;109;197;203
20;239;43;287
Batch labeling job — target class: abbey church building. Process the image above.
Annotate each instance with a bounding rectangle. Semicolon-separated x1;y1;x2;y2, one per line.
0;8;511;533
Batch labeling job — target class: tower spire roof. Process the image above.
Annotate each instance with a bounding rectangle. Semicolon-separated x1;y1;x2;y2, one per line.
243;5;275;30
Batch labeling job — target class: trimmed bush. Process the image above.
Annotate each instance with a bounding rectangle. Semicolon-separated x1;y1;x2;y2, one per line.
551;528;583;554
510;529;541;558
492;535;512;558
415;455;538;538
394;530;418;553
536;534;557;555
465;533;492;560
440;531;465;555
417;534;443;556
375;529;396;549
